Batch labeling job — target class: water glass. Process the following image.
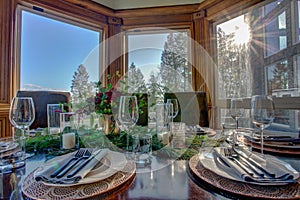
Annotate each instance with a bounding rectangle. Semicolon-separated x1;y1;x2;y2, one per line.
0;136;26;173
132;133;152;165
170;122;186;148
156;103;173;144
47;104;62;134
237;129;254;152
60;112;79;150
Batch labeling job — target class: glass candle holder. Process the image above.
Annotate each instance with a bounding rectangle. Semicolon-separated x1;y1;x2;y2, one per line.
60;112;79;150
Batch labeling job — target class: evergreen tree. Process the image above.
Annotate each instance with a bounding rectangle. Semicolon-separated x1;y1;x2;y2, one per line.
217;27;251;98
70;64;94;113
146;71;165;107
159;32;190;92
271;62;289;91
127;62;147;93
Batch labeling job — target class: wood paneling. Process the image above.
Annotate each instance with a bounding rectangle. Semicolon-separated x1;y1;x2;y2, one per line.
19;0;108;25
0;0;16;137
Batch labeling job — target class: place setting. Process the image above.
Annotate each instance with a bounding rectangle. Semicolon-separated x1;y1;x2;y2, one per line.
189;141;300;199
189;95;300;199
21;148;136;199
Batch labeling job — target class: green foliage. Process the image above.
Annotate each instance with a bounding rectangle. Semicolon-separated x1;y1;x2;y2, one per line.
25;128;218;160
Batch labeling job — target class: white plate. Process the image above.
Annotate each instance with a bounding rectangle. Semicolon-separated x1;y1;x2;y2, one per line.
35;150;127;187
0;142;18;153
199;148;299;185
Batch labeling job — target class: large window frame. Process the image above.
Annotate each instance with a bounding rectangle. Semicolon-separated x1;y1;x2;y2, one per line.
14;3;108;95
124;27;193;91
212;0;300;132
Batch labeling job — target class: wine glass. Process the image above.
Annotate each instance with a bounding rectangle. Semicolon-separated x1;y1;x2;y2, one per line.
9;97;35;160
118;96;139;153
230;98;245;146
251;95;275;157
9;97;35;138
167;99;179;120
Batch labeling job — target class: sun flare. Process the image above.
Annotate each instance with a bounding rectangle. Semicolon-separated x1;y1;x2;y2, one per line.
219;15;251;45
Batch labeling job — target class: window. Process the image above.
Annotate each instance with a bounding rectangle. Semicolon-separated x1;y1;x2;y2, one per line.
125;29;192;103
215;0;300;133
18;7;101;93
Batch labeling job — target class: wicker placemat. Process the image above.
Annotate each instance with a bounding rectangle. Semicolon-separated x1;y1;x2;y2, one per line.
22;160;136;200
189;154;300;199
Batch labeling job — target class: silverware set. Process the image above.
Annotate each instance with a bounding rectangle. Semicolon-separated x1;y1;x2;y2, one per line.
219;148;294;183
50;148;93;179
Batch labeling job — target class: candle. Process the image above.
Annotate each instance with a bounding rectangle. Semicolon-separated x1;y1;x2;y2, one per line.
62;132;75;149
158;131;170;145
49;127;60;135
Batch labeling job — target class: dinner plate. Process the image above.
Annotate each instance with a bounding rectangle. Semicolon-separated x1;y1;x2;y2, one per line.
185;126;216;136
199;148;299;185
35;150;127;187
250;138;300;149
0;142;18;153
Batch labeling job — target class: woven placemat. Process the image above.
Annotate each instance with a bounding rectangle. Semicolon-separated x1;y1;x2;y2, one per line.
189;154;300;199
22;160;136;200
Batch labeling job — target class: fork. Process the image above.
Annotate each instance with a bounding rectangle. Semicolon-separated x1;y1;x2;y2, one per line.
56;148;92;178
50;149;85;178
223;148;256;177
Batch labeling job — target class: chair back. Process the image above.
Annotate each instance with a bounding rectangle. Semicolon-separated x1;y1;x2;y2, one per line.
164;92;209;127
16;90;71;129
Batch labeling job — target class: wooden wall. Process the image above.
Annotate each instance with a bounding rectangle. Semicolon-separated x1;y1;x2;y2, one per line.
0;0;264;137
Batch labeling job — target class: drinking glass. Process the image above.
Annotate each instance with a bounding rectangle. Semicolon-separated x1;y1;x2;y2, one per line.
251;95;275;157
167;99;179;120
9;97;35;138
118;96;139;153
230;98;244;146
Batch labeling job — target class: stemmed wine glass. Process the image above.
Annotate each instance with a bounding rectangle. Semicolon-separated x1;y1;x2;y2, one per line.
118;96;139;153
9;97;35;160
167;99;179;121
230;98;245;146
9;97;35;138
251;95;275;157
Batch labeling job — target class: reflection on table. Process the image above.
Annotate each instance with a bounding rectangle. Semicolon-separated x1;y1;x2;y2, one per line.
1;129;299;200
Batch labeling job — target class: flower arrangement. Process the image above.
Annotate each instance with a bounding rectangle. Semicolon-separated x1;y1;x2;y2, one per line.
94;73;122;115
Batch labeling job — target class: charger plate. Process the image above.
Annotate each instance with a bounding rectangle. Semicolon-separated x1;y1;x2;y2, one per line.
22;158;136;200
245;138;300;155
189;154;300;199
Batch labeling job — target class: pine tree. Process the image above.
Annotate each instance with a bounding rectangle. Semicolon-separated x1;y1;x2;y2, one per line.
271;62;289;91
217;27;251;98
127;62;147;93
70;64;94;113
159;32;190;92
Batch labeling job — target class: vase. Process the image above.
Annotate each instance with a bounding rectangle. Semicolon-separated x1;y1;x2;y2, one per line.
102;114;114;135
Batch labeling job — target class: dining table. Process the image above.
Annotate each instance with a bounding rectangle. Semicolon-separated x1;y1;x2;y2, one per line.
1;130;300;200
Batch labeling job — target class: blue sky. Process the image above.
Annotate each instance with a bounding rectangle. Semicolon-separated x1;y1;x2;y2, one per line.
21;11;100;91
21;10;167;92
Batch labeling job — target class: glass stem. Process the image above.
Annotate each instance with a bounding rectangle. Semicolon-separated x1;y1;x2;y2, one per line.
260;127;264;156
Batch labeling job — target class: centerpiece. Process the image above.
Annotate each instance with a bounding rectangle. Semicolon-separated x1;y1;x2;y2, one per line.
95;78;120;135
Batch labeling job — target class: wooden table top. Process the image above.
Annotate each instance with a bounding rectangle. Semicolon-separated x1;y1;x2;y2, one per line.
1;151;299;200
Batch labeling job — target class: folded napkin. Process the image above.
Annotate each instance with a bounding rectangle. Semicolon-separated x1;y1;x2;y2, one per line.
34;148;109;185
213;147;297;184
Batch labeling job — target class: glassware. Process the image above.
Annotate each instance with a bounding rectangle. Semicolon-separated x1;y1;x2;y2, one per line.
167;99;179;120
9;97;35;137
118;96;139;154
47;104;62;134
251;95;275;157
60;112;79;150
230;98;245;146
156;103;173;145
